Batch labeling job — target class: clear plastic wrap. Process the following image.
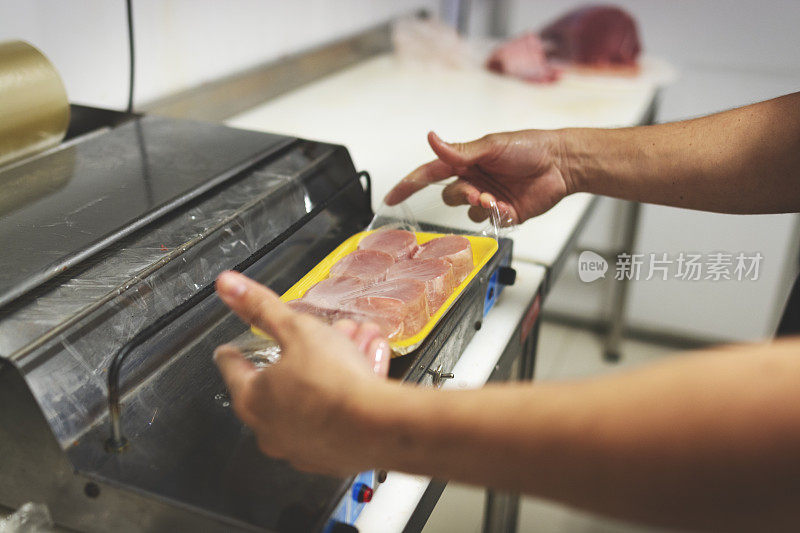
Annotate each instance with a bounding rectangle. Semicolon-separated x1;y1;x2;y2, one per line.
234;178;515;362
0;502;53;533
392;17;478;69
370;177;516;239
1;146;325;446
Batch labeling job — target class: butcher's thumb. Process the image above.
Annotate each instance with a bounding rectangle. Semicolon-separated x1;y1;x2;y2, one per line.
428;131;490;167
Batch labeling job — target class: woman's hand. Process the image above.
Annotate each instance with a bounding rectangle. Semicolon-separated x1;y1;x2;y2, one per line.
213;271;390;476
384;130;573;225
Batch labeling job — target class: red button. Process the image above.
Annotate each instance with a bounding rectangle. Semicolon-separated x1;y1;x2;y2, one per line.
356;484;373;503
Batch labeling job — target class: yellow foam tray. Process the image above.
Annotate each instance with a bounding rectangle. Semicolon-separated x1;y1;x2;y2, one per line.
253;230;498;355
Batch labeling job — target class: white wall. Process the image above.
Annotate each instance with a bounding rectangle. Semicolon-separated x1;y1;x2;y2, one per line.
0;0;438;109
500;0;800;341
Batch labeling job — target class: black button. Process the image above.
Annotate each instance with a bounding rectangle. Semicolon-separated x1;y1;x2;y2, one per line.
498;266;517;286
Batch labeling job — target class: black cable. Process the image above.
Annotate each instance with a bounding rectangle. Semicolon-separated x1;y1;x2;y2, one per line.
125;0;135;113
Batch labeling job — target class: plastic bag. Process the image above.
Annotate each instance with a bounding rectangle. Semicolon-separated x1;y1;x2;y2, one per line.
391;17;478;69
369;177;516;240
0;503;54;533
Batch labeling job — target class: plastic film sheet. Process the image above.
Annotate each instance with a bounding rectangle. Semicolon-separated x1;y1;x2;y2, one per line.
234;178;515;362
1;146;324;446
369;177;516;239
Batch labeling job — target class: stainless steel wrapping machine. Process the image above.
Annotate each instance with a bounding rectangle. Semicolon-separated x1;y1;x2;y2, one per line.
0;114;514;532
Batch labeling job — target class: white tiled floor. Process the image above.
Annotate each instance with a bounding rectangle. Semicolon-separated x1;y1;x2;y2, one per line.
422;321;676;533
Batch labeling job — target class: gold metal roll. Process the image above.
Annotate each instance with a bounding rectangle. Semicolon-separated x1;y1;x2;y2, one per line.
0;40;69;168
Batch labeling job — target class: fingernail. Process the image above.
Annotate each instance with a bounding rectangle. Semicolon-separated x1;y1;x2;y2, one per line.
370;339;391;376
430;131;448;144
480;192;495;208
212;345;228;363
217;271;246;299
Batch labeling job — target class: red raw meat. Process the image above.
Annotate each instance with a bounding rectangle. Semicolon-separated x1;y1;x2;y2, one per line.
358;229;418;261
386;258;455;313
329;249;394;284
341;296;405;340
485;32;560;83
415;236;474;284
355;279;429;338
301;276;367;308
540;5;641;68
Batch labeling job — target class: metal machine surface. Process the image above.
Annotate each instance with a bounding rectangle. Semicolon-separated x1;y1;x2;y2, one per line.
0;115;514;532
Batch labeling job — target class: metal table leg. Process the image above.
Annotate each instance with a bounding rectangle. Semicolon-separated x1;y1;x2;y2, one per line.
482;490;521;533
481;310;540;533
603;200;641;362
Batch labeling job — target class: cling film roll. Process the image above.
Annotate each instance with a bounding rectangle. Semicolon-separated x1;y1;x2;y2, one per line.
0;40;70;168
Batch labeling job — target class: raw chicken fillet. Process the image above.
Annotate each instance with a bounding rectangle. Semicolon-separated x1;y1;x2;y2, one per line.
387;258;455;312
415;235;474;284
328;249;394;284
288;276;368;321
287;298;337;320
358;229;418;261
342;296;405;340
288;296;403;340
301;276;367;308
290;277;429;340
354;279;429;338
288;231;474;345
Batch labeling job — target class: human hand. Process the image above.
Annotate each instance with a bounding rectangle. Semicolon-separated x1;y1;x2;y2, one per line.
384;130;573;225
213;271;390;475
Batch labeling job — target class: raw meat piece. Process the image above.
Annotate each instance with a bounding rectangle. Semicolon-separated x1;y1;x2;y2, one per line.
386;258;455;313
540;5;641;68
341;296;405;340
355;278;429;338
329;249;394;284
358;229;418;261
287;298;337;321
293;277;428;340
288;296;404;341
301;276;367;308
485;32;560;83
415;236;474;284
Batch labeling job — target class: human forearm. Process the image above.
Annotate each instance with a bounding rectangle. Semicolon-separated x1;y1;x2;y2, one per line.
213;272;800;530
559;92;800;214
359;339;800;531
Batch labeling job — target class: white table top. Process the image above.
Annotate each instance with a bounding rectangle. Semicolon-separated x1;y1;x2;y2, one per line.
227;54;659;267
354;261;546;532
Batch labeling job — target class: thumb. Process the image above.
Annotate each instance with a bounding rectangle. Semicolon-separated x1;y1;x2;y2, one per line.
216;271;300;346
213;345;257;402
428;131;491;167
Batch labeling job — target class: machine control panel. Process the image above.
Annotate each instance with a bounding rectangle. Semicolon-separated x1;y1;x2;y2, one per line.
325;470;376;532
